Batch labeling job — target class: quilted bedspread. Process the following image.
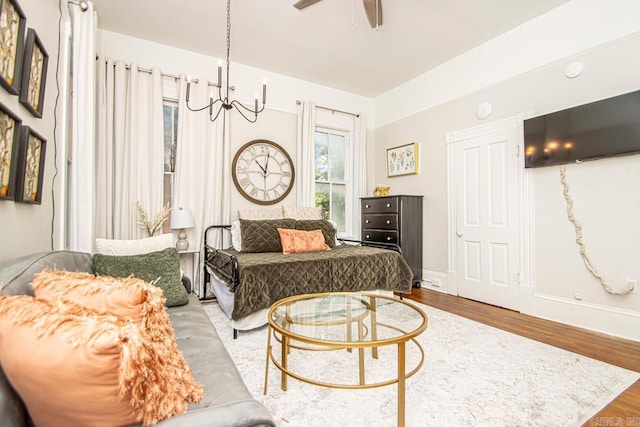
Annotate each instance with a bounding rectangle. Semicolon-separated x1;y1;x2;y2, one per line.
208;244;413;320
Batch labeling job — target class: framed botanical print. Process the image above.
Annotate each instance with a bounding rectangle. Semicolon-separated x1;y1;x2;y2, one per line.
0;0;26;95
15;125;45;204
19;28;48;118
386;142;419;177
0;102;21;200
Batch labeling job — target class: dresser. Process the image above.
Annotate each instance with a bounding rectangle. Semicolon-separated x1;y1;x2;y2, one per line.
361;195;423;287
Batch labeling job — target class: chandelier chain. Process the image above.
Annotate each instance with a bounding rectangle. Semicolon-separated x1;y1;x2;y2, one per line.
225;0;231;101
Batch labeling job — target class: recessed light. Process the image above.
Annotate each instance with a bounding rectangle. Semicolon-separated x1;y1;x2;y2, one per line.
475;102;492;120
565;62;584;79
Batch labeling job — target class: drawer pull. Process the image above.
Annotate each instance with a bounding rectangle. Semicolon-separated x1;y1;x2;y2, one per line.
386;203;391;208
386;220;391;224
386;236;392;241
365;219;370;224
365;204;370;209
366;235;370;239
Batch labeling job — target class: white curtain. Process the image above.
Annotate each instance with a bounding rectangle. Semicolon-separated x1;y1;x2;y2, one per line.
174;76;230;294
352;114;367;238
296;100;316;206
95;59;164;240
68;2;96;252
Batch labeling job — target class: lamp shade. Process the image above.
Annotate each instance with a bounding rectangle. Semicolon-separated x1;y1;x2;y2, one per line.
171;208;195;230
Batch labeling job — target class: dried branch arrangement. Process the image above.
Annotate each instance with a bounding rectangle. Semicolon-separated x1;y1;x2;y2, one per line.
134;201;170;237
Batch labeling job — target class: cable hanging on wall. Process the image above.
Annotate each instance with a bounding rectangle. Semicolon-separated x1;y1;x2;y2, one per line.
559;165;634;295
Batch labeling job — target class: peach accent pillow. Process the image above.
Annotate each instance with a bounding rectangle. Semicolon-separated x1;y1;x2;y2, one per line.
31;270;203;416
0;295;174;426
277;228;331;254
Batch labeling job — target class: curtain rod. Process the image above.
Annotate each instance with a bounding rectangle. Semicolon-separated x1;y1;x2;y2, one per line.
95;57;233;90
296;100;359;118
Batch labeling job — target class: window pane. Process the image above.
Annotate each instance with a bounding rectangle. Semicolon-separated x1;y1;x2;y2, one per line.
329;133;345;183
331;184;346;232
163;106;173;173
315;182;330;219
315;132;329;181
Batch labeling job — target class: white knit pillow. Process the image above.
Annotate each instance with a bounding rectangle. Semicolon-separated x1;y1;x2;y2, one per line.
237;208;284;220
94;234;174;255
282;206;323;220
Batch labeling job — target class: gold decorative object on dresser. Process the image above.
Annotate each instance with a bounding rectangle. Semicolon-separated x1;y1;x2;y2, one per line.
361;194;423;287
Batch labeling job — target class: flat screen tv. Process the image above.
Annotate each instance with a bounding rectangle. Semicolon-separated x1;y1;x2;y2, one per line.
524;89;640;168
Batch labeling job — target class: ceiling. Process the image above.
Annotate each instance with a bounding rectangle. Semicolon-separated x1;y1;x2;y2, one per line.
90;0;570;98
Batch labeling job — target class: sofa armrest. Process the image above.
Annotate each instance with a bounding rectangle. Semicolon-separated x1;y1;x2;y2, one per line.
155;400;275;427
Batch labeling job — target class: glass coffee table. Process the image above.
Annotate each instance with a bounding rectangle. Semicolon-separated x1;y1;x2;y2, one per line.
263;291;428;427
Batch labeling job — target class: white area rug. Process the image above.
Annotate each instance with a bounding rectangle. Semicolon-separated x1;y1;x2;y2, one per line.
203;300;639;427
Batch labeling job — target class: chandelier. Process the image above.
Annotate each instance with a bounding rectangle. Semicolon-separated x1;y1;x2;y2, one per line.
185;0;267;123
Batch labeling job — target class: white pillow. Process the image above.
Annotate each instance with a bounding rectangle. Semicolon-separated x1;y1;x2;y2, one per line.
94;234;174;255
230;221;242;251
282;206;322;220
237;208;284;220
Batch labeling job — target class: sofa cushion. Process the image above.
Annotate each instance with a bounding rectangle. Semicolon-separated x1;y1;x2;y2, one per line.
277;228;330;254
0;295;190;426
92;247;188;307
294;219;338;248
239;219;295;253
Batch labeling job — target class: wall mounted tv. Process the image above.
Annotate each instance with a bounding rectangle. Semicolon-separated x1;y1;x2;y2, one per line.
524;89;640;168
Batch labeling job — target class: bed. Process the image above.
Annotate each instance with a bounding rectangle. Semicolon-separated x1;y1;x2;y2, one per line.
203;219;413;338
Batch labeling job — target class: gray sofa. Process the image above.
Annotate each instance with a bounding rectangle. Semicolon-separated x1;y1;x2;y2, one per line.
0;251;275;427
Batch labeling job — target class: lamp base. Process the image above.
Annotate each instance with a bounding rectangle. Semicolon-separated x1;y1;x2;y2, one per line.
176;228;189;251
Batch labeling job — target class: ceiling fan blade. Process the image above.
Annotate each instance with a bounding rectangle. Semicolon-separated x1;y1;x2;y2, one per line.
293;0;323;10
362;0;382;28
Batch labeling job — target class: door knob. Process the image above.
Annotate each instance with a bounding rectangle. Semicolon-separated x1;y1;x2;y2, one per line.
456;231;463;237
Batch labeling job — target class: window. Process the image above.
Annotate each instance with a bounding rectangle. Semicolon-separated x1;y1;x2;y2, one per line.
162;101;178;233
314;128;351;235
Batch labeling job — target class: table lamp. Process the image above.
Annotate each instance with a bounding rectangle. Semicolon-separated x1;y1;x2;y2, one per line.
171;207;195;250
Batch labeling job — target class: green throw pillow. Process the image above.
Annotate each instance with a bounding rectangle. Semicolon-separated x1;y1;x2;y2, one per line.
240;219;296;252
92;247;188;307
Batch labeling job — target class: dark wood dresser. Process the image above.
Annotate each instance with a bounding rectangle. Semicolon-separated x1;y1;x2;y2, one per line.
361;195;423;287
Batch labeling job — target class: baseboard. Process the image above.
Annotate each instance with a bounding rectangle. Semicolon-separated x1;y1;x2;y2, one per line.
421;269;449;294
534;293;640;341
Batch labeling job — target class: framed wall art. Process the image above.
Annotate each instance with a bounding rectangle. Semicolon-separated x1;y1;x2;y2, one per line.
386;142;419;177
15;125;45;204
0;102;21;200
19;28;48;118
0;0;26;95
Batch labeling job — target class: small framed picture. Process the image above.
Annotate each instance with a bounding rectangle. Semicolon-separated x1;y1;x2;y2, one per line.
15;126;46;204
386;142;419;177
0;102;22;200
0;0;26;95
19;28;48;118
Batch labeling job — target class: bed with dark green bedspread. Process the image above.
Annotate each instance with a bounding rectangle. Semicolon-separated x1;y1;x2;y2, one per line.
205;243;413;320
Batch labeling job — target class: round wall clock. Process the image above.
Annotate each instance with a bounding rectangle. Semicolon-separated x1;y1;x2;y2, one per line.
231;139;295;205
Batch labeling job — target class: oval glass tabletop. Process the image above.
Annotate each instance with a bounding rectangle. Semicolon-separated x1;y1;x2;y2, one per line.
268;292;427;346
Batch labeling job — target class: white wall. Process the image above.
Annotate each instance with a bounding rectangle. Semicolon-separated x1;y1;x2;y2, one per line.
373;16;640;339
0;0;66;261
97;29;375;218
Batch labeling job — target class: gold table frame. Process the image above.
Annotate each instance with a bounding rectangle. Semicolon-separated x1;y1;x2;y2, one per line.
263;292;428;427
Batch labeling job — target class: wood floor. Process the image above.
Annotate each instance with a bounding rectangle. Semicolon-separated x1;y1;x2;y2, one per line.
404;288;640;426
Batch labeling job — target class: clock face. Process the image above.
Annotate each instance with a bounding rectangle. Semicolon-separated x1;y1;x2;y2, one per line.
232;139;295;205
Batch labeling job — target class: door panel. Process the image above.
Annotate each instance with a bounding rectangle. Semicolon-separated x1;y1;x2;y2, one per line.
454;123;519;311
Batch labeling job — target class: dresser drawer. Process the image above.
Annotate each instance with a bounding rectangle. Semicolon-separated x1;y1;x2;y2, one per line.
361;197;399;213
362;230;398;244
362;214;398;230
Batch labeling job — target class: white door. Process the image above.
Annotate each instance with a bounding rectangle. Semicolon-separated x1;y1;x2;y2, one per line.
452;121;520;310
